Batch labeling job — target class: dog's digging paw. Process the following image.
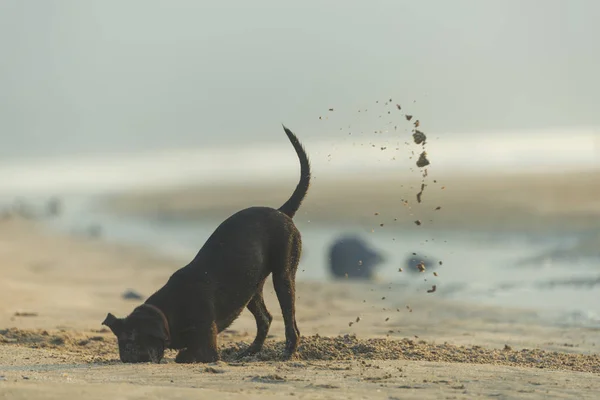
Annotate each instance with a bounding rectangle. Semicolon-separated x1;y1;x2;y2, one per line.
197;352;220;364
175;349;197;364
281;350;299;361
236;346;260;360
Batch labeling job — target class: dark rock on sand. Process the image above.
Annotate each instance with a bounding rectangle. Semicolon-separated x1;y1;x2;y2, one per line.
121;290;144;301
328;235;385;280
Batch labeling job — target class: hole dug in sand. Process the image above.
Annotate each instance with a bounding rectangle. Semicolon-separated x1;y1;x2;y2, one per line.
2;329;598;373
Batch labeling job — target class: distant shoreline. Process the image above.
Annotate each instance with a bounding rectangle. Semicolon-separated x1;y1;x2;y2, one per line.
1;128;597;197
104;169;600;233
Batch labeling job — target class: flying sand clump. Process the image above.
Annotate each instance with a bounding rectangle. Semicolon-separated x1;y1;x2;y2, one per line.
416;152;430;168
320;98;444;294
412;130;427;145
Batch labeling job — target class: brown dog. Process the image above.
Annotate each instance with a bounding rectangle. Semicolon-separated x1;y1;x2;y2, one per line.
102;125;310;363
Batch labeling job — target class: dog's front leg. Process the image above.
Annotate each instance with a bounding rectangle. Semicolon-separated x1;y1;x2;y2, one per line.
175;321;220;363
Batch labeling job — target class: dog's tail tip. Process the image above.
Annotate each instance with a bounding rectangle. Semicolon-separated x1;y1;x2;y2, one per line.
278;124;311;219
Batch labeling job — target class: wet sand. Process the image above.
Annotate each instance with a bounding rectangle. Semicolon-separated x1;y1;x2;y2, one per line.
1;216;599;399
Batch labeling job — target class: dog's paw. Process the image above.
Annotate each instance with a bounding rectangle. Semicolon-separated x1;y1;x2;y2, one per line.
196;351;220;364
281;349;299;361
236;346;260;360
175;349;197;364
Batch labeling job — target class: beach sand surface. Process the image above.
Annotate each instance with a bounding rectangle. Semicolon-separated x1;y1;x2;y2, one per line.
1;211;599;399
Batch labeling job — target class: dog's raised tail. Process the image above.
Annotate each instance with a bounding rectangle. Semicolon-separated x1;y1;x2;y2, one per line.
278;125;311;219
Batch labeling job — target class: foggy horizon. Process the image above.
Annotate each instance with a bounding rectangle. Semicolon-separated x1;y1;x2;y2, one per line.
1;0;599;160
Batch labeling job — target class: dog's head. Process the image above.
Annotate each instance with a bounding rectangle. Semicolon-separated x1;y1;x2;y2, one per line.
102;306;169;364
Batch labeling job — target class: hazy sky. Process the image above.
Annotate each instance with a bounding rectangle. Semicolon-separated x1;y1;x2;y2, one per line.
1;0;598;159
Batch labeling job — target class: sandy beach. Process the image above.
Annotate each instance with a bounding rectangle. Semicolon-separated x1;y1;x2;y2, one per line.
1;193;599;399
1;0;599;397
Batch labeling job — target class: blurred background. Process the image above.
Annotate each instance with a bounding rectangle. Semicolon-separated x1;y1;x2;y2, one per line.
1;0;599;326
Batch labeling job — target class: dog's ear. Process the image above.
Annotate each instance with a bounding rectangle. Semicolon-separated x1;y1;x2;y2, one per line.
102;313;124;336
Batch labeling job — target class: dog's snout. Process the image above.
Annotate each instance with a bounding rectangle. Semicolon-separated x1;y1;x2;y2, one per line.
118;341;151;363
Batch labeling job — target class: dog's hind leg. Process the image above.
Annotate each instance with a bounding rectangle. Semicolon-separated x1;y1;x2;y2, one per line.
237;287;273;358
272;237;302;360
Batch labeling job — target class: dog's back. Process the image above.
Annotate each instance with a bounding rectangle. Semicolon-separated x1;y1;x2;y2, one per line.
165;125;311;329
181;124;310;277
